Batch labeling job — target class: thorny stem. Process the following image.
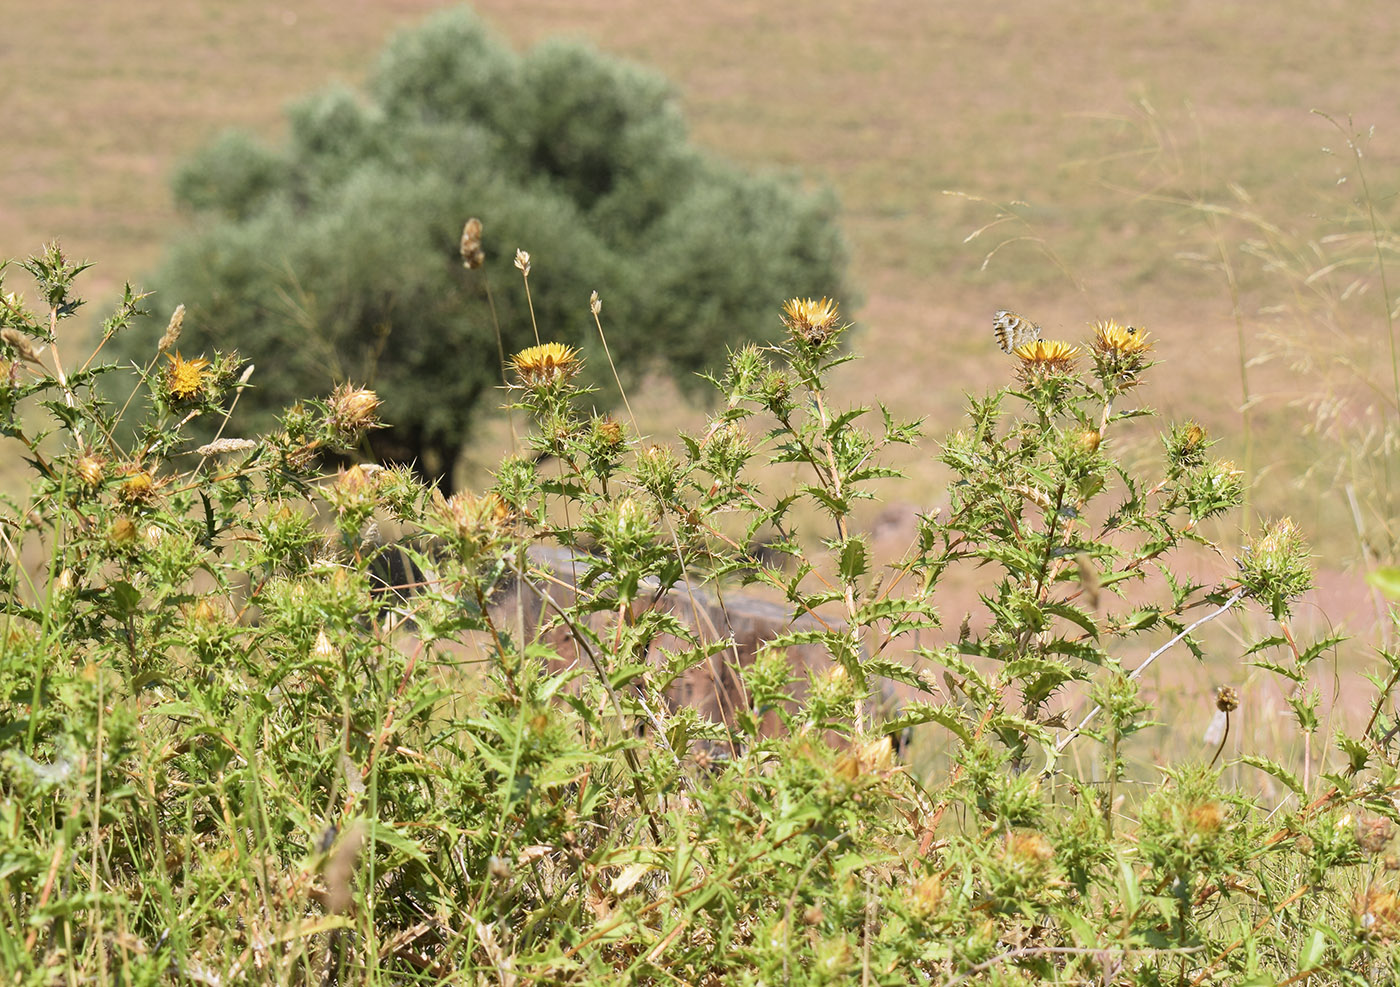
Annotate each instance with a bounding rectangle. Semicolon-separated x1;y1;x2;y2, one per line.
810;387;866;732
1361;665;1400;748
1054;589;1246;755
1208;710;1230;769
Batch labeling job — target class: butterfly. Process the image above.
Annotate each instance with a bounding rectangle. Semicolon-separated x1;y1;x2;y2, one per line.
992;310;1042;354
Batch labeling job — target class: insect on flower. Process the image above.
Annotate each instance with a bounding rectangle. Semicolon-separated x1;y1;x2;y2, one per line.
993;310;1042;354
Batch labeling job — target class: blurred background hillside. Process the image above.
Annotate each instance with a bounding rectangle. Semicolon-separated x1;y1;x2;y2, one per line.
5;0;1400;634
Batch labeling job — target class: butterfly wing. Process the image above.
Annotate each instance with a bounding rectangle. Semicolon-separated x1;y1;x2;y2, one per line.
993;310;1040;354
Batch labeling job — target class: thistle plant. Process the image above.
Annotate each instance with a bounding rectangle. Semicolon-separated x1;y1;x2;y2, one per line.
3;245;1400;985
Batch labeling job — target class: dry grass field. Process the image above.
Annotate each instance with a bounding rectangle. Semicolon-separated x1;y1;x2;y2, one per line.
4;1;1399;648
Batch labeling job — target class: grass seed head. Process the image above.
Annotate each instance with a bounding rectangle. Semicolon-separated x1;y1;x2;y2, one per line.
195;437;257;457
2;326;44;364
157;304;185;352
459;217;485;270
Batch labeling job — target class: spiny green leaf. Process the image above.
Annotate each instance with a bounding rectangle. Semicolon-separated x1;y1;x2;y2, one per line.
1238;754;1304;795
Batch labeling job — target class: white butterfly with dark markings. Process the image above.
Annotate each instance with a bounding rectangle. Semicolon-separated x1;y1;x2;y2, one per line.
992;310;1042;354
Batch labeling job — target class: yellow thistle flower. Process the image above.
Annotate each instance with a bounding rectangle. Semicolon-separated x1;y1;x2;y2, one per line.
118;468;158;505
1091;320;1152;357
1013;339;1080;372
781;296;841;345
164;351;211;402
511;342;581;387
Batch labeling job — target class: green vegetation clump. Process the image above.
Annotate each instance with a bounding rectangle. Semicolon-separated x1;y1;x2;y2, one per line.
132;5;848;484
6;245;1400;984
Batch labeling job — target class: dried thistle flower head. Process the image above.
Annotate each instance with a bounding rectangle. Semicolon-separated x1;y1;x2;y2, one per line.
590;290;601;316
1360;888;1400;940
460;217;485;270
514;248;531;276
1256;516;1303;556
163;351;211;402
1359;818;1394;855
781;296;841;346
108;517;138;549
1240;516;1313;618
433;488;511;559
1187;801;1227;835
158;304;186;352
1013;339;1080;375
188;598;226;627
595;416;624;447
1165;421;1211;475
327;384;383;441
330;464;379;513
74;453;106;489
511;342;580;387
1215;686;1240;712
907;874;945;918
1005;830;1055;865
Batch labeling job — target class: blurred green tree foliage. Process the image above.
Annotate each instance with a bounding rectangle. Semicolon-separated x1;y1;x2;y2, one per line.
140;6;848;484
